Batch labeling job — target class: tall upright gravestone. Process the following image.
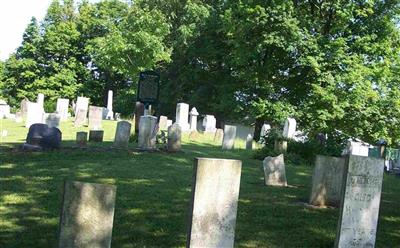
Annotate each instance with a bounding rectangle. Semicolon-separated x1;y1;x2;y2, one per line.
56;98;69;121
105;90;114;120
187;158;242;248
88;106;103;130
176;103;190;131
20;98;29;117
114;121;131;148
222;125;237;150
26;102;44;128
138;116;157;150
282;117;296;139
159;115;168;130
58;181;116;248
335;155;384;248
75;97;89;116
74;109;87;127
309;155;346;207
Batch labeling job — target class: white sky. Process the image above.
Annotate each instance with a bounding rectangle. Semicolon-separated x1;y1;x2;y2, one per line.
0;0;53;61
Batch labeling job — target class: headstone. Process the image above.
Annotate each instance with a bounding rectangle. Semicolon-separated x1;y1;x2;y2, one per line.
309;155;346;207
44;113;61;128
15;112;23;123
105;90;114;120
56;98;69;121
246;134;253;150
222;125;236;150
282;117;296;139
88;106;103;130
167;123;181;152
134;102;145;133
138;115;157;150
335;155;384;248
159;116;168;130
26;123;62;149
114;121;131;148
203;115;217;133
189;107;199;131
175;103;190;131
74;109;87;127
26;102;44;128
58;181;116;248
166;119;172;128
20;98;29;117
260;124;271;139
0;100;10;119
214;128;224;143
75;97;89;115
89;130;104;142
37;93;44;109
263;154;287;186
187;158;242;248
76;132;87;147
343;140;369;157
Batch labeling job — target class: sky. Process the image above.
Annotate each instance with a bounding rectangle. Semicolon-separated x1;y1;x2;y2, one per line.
0;0;55;61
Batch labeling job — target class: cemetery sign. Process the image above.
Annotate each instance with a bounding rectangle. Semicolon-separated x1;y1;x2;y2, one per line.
137;71;160;105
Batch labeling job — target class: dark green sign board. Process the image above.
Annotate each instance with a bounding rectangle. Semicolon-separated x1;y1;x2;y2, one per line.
137;71;160;105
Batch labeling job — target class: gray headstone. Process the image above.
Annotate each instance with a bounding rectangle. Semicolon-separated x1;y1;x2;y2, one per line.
167;123;181;152
45;113;61;128
335;155;384;248
56;98;69;121
138;116;157;150
58;181;116;248
26;123;62;149
20;98;29;117
222;125;236;150
88;106;103;130
76;132;87;147
309;155;346;207
159;116;168;130
74;109;87;127
263;154;287;186
246;134;253;150
187;158;242;248
89;130;104;142
26;102;44;128
214;128;224;144
176;103;190;131
114;121;131;148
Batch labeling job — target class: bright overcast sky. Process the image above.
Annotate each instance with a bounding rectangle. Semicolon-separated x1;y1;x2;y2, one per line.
0;0;54;61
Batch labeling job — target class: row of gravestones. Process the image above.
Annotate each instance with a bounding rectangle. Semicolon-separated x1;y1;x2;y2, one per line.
263;153;384;247
57;154;384;248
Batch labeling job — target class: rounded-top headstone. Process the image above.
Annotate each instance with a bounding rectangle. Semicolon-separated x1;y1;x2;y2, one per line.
168;123;182;152
26;123;62;149
114;121;132;148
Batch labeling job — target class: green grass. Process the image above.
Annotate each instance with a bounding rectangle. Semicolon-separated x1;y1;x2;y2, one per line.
0;119;399;247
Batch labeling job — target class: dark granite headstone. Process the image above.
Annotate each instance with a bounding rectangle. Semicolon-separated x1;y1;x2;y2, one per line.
26;123;62;149
89;130;104;142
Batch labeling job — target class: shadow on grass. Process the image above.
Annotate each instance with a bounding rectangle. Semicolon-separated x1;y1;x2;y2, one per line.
0;140;399;247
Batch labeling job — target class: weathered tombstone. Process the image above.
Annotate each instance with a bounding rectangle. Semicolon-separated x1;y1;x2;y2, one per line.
138;115;157;150
263;154;287;186
114;121;131;148
44;113;61;128
222;125;236;150
103;90;114;120
187;158;242;248
309;155;346;207
134;102;145;133
74;109;87;127
175;103;190;131
343;140;369;157
203;115;217;133
246;134;253;150
89;130;104;142
37;93;45;109
167;123;181;152
20;98;29;117
214;128;224;143
88;106;103;130
26;102;44;128
334;155;384;248
15;112;23;123
75;96;89;115
56;98;69;121
282;117;297;139
58;181;116;248
76;132;87;147
166;119;173;128
189;107;199;131
26;123;62;149
159;115;168;130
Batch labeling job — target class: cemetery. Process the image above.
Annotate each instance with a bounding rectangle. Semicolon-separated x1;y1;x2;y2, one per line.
1;0;400;247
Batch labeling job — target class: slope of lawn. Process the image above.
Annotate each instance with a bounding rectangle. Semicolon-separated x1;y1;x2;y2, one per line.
0;119;399;247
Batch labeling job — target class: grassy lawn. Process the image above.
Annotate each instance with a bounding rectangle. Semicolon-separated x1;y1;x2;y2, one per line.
0;119;399;247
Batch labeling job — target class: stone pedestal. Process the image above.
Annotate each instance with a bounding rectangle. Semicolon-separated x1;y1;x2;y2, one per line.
187;158;242;248
167;123;181;152
58;181;116;248
138;116;157;150
222;125;236;150
114;121;131;148
263;154;287;186
89;130;104;142
76;132;88;147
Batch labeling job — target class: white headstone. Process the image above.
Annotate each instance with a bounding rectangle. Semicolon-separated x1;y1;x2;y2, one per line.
26;102;44;128
167;119;173;128
75;97;89;115
343;140;369;157
37;93;44;109
263;154;287;186
138;116;157;150
159;116;168;130
0;103;10;119
222;125;237;150
56;98;69;121
189;107;199;131
175;103;190;131
282;118;296;139
88;106;103;130
105;90;114;120
203;115;217;133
